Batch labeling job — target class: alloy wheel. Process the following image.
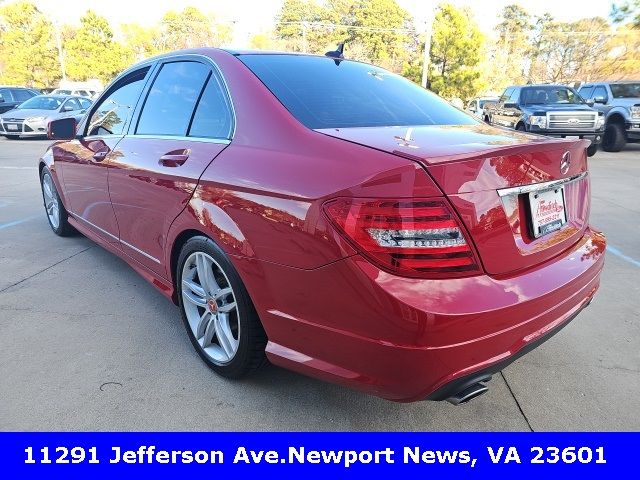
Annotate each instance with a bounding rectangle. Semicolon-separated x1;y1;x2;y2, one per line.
42;172;60;229
181;251;240;365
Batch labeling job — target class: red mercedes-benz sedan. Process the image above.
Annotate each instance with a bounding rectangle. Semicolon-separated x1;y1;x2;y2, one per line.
40;49;605;404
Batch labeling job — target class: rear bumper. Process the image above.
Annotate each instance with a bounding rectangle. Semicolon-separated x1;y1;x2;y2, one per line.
238;227;606;402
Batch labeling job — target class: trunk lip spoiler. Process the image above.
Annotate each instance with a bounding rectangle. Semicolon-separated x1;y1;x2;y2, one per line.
497;171;588;197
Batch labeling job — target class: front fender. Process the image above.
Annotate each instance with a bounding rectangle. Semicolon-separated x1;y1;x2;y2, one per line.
38;146;69;208
605;106;630;122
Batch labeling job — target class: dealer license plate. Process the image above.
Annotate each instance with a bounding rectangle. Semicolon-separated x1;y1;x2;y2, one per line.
529;187;567;238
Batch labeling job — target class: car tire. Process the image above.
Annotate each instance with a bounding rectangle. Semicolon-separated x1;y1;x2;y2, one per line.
516;123;526;131
586;144;598;157
177;236;267;379
602;122;627;152
40;167;75;236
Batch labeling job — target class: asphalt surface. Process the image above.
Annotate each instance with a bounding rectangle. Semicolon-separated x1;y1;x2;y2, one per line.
0;137;638;431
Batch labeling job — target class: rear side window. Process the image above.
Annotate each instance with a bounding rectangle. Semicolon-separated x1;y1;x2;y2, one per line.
239;54;476;129
88;67;149;136
188;74;233;139
0;89;12;102
12;89;33;102
137;61;209;136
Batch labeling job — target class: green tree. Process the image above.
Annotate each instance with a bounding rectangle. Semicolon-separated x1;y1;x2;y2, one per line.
65;10;132;82
121;23;164;60
428;3;484;101
274;0;327;52
0;1;60;87
159;6;231;51
611;0;640;28
349;0;415;70
274;0;415;72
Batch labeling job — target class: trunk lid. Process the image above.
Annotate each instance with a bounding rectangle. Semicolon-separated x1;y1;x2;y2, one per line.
318;124;591;276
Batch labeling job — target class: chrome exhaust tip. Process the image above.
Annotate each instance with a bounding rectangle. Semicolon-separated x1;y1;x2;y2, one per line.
446;382;489;405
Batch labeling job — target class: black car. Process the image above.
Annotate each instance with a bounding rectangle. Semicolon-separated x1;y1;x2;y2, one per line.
484;85;605;156
0;86;40;114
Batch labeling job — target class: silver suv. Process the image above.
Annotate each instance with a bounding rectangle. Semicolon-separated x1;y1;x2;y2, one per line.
578;82;640;152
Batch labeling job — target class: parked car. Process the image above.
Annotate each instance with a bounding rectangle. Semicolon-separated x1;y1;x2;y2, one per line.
484;84;604;156
578;81;640;152
0;86;40;114
40;49;605;404
0;95;91;139
51;88;92;98
466;96;498;117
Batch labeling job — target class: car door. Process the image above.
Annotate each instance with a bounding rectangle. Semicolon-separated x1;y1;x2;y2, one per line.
503;88;521;129
55;66;151;246
591;85;612;116
494;88;513;126
107;58;233;276
0;88;15;113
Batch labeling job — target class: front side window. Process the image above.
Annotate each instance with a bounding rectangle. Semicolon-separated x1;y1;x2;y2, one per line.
79;98;92;109
593;86;608;102
578;86;594;100
239;55;477;129
500;88;514;103
0;89;13;102
508;89;520;103
13;89;35;102
188;73;233;139
137;61;210;136
62;98;81;111
87;67;149;136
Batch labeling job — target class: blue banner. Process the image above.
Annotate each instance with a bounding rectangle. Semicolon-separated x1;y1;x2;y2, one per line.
0;433;633;477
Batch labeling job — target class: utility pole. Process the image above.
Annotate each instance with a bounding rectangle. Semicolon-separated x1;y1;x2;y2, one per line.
302;21;308;53
53;21;66;83
421;7;435;89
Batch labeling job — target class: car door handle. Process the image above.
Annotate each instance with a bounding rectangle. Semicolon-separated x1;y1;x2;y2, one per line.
92;149;109;162
159;149;190;167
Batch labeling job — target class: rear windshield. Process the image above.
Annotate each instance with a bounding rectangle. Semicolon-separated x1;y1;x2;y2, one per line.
239;54;477;129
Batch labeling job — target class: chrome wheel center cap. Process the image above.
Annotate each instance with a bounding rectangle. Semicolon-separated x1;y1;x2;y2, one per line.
207;298;218;313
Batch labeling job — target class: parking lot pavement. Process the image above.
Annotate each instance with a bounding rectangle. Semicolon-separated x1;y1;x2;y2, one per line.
0;137;638;431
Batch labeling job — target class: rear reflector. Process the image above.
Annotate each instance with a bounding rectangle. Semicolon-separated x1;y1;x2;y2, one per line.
324;198;481;278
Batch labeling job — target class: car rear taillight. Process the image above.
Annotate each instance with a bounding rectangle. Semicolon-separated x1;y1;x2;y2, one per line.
324;198;481;278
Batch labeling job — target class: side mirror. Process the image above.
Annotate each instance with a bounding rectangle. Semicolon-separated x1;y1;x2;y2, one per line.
48;117;77;140
503;102;517;109
62;105;74;112
586;99;595;106
594;96;607;104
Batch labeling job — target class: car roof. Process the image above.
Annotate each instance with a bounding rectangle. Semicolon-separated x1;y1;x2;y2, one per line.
583;81;640;85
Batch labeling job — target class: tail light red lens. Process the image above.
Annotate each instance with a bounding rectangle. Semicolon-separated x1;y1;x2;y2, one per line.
324;198;481;278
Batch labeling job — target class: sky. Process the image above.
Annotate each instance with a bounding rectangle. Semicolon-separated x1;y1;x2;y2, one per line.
32;0;614;46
